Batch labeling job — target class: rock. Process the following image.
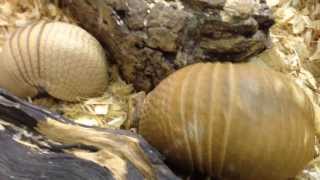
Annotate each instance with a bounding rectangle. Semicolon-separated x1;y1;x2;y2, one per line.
60;0;274;91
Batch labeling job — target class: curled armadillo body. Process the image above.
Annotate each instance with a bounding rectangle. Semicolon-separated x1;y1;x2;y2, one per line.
140;62;315;180
0;21;108;101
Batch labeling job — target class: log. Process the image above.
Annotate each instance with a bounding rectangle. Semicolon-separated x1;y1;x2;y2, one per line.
0;89;179;180
59;0;274;91
0;127;114;180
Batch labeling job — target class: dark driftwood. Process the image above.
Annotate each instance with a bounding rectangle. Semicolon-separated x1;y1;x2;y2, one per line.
59;0;274;91
0;129;114;180
0;89;179;180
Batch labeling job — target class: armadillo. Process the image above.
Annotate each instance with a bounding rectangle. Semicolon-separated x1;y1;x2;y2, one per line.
0;21;109;101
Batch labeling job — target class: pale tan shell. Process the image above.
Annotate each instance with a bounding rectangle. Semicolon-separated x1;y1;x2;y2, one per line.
0;21;108;101
140;62;315;180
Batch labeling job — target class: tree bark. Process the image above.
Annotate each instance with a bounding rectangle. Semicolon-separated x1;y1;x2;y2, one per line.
0;89;178;180
59;0;274;91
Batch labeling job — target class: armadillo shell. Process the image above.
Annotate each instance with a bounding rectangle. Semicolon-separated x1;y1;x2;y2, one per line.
139;62;315;180
0;21;108;101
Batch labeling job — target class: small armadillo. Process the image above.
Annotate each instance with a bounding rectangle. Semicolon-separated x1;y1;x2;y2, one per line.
0;21;109;101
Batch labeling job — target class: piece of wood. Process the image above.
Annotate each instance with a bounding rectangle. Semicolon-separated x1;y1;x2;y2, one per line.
58;0;274;91
0;126;114;180
0;88;179;180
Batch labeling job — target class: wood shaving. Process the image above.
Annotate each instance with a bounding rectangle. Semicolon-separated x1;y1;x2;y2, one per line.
2;0;320;178
0;1;132;129
264;0;320;179
0;0;75;51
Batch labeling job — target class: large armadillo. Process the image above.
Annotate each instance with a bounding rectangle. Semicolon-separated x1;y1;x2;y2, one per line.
0;21;109;101
140;62;315;180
